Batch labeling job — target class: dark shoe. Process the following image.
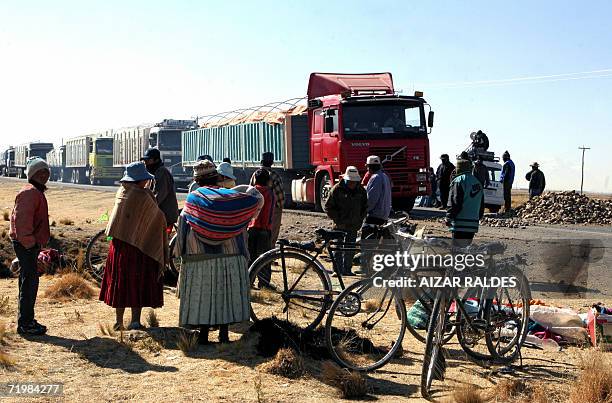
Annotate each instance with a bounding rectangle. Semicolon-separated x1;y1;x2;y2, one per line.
32;319;47;332
18;322;47;336
198;326;210;345
219;325;230;343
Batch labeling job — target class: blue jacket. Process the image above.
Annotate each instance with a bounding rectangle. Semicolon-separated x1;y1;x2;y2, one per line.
366;171;392;220
447;172;484;233
500;159;515;185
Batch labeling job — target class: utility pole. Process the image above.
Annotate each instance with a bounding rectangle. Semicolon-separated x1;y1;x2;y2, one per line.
578;146;590;194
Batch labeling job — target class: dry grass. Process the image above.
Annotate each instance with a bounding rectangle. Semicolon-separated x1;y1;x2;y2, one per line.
44;273;96;301
2;210;9;221
321;361;368;399
98;322;117;337
0;322;8;345
363;299;381;313
1;230;6;238
0;351;15;369
254;374;265;403
488;379;527;401
135;337;163;354
259;347;305;379
59;218;74;225
145;309;159;328
177;331;198;356
63;310;84;323
0;295;10;315
251;288;280;304
452;385;485;403
568;352;612;403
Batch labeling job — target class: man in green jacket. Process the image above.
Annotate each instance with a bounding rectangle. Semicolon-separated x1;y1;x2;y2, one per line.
446;157;485;247
324;166;367;276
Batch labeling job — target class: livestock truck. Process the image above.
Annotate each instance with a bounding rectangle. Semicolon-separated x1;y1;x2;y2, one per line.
46;146;66;182
182;72;434;210
112;119;198;189
1;147;18;177
14;142;54;179
64;133;123;185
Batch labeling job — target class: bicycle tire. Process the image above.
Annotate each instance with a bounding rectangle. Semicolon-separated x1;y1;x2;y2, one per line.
455;287;494;362
421;290;447;399
325;277;407;371
85;229;109;283
485;268;531;363
248;248;332;331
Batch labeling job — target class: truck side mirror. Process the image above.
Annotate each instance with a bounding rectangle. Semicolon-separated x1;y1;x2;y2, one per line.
428;111;434;128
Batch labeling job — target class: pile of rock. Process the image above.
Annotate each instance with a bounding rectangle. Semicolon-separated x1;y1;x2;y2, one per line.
515;191;612;225
480;216;528;228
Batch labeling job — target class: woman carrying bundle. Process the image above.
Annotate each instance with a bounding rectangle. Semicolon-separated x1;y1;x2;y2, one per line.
176;160;260;344
100;161;168;330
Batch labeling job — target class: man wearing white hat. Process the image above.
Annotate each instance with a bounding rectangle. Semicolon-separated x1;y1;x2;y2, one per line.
9;157;51;335
364;155;392;225
324;166;367;276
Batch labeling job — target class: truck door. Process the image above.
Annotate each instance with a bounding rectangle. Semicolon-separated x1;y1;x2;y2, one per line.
321;108;339;166
310;108;324;165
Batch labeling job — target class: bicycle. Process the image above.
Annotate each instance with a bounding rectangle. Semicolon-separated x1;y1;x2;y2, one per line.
248;214;410;331
420;244;530;398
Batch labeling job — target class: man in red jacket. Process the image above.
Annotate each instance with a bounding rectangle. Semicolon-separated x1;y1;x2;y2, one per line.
10;157;51;335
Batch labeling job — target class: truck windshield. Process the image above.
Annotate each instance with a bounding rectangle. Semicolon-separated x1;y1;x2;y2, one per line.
158;130;182;150
342;102;424;138
95;139;113;154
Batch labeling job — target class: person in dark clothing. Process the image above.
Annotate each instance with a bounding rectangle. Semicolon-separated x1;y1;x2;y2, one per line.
248;169;275;286
436;154;455;209
446;157;485;248
10;158;51;335
472;157;490;188
324;166;367;276
222;157;231;164
525;162;546;199
141;148;179;227
428;167;438;207
500;151;515;212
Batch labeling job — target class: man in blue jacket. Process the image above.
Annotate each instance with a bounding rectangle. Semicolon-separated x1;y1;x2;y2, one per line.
446;156;485;247
500;151;515;212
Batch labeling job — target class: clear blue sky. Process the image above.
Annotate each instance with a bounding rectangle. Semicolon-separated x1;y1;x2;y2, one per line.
1;1;611;192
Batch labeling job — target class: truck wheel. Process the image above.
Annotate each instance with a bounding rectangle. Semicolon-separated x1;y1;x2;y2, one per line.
315;172;332;212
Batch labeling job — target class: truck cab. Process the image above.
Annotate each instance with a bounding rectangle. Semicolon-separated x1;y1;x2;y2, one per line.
299;73;433;210
148;119;197;187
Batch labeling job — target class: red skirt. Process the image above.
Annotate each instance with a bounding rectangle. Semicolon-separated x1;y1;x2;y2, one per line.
99;239;164;308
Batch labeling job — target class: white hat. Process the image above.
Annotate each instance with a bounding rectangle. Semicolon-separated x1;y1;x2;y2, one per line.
366;155;381;165
26;157;49;181
216;161;236;180
343;166;361;182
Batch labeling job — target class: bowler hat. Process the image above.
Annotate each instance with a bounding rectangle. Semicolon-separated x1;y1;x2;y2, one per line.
217;162;236;180
141;148;161;161
120;161;155;182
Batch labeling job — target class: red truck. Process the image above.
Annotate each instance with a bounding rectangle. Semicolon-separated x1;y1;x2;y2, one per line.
182;72;434;211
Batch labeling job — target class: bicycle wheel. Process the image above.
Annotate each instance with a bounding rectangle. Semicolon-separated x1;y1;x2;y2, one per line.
455;288;494;362
85;229;110;283
485;268;531;363
421;290;448;399
249;248;331;330
326;277;407;371
403;282;456;344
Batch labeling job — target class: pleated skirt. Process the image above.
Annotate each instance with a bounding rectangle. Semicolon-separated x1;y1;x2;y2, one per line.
177;254;250;326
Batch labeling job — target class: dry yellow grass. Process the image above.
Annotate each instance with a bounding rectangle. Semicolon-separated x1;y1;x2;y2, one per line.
44;273;96;301
568;352;612;403
452;385;485;403
145;309;160;328
321;361;368;399
0;295;10;315
0;350;15;369
98;322;117;337
259;347;305;379
488;379;527;401
135;337;163;354
59;218;75;225
177;331;198;356
2;210;9;221
0;321;8;345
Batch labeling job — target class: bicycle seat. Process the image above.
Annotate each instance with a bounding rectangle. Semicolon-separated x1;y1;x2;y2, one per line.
315;228;347;241
276;239;317;252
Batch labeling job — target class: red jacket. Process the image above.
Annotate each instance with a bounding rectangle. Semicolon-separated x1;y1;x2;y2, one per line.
249;185;275;231
10;184;50;249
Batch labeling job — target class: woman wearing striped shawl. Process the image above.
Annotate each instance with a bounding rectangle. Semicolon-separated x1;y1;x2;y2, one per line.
176;160;260;344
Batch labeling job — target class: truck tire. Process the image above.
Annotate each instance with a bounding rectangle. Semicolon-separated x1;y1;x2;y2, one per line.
315;172;332;212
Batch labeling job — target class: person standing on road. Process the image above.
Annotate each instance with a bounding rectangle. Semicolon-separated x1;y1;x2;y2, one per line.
10;158;51;335
248;169;276;287
100;161;168;331
446;156;485;247
436;154;455;209
472;156;490;188
500;151;515;212
176;160;259;344
324;166;367;276
525;162;546;199
141;148;179;227
361;156;392;239
250;152;283;246
428;167;438;207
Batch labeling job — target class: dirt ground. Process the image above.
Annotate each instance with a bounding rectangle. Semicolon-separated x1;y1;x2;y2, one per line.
0;178;610;402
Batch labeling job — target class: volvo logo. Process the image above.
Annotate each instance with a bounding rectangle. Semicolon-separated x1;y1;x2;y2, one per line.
351;142;370;147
